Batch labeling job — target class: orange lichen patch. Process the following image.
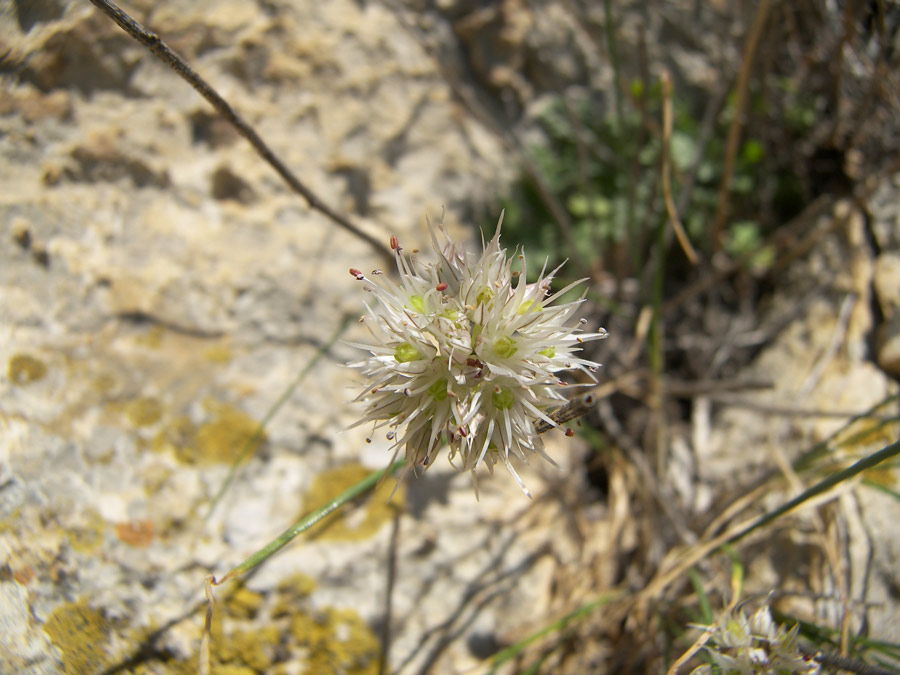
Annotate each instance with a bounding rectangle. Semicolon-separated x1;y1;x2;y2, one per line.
8;353;48;384
115;520;155;548
13;566;35;585
300;464;404;542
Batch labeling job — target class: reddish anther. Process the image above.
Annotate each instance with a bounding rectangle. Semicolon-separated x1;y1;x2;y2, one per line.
390;235;400;250
565;428;575;437
436;282;448;291
349;268;364;279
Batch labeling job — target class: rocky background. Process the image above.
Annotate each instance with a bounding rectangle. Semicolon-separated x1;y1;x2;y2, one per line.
2;1;899;673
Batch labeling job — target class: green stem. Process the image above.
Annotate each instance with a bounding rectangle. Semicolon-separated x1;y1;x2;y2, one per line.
204;316;352;520
488;591;621;671
215;460;405;585
728;440;900;545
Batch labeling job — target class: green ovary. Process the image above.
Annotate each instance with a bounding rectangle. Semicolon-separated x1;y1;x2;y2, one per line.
409;295;425;313
493;336;517;358
394;342;422;363
539;346;555;358
476;287;493;305
492;387;515;410
517;300;541;315
428;379;448;401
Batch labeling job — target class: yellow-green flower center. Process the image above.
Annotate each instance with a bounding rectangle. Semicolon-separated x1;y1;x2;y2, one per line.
491;387;515;410
394;342;422;363
493;335;517;358
517;299;541;315
427;379;448;401
409;295;425;313
538;346;555;358
475;287;493;305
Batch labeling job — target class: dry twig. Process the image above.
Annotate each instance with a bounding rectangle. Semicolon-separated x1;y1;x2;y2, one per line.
88;0;393;267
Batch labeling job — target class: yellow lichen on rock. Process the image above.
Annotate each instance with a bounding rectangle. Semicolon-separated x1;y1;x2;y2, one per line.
301;463;404;541
43;599;113;674
8;353;48;384
224;586;264;620
123;396;164;427
67;508;106;554
152;398;264;464
290;607;380;675
272;573;317;618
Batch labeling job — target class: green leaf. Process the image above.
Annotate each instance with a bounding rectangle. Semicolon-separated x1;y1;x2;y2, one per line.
670;131;697;171
740;139;764;164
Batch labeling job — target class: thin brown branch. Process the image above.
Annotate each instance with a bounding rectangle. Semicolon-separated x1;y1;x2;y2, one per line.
88;0;393;268
710;0;775;250
660;70;699;265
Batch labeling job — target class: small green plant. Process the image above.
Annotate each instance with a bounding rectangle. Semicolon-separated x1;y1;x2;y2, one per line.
494;83;790;284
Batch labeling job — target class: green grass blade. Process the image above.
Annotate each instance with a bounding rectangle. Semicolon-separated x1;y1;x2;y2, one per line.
689;568;714;625
792;393;899;472
216;460;405;585
204;315;352;520
862;478;900;503
487;591;621;672
729;439;900;545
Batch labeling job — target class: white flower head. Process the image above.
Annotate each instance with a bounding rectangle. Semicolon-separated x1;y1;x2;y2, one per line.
693;605;820;675
347;212;607;496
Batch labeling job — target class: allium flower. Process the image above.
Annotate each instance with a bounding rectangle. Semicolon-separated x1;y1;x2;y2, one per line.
347;212;606;495
692;605;820;675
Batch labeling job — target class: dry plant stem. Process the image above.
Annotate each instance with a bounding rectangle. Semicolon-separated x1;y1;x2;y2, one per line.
707;395;893;420
533;391;599;433
711;0;775;250
639;439;900;625
199;579;214;675
660;70;699;265
662;194;833;318
776;292;856;653
641;480;851;618
88;0;393;268
801;646;898;675
665;560;744;675
378;513;402;675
